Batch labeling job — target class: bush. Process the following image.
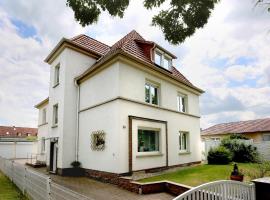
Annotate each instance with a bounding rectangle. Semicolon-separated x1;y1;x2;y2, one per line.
229;134;249;140
221;138;259;163
207;146;232;164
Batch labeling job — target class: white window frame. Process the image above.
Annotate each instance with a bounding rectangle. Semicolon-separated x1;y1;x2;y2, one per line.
137;127;161;157
177;93;188;113
53;63;60;87
179;131;189;153
145;81;160;106
52;104;58;126
154;49;172;70
42;108;47;124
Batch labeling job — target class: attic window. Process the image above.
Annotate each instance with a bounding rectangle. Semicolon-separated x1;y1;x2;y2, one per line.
154;49;172;70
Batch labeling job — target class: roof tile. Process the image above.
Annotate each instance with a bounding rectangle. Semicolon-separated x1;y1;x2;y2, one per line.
201;118;270;136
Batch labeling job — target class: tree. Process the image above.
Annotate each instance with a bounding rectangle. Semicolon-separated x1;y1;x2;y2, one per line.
66;0;219;44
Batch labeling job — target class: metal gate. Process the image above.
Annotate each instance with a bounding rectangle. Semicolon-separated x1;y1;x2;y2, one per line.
173;180;255;200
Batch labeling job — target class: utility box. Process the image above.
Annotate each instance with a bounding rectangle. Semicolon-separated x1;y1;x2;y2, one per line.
252;177;270;200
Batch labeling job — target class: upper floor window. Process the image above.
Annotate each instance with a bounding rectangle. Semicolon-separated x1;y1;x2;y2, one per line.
54;64;60;86
53;104;58;126
154;49;172;70
154;51;162;66
145;82;159;105
179;131;189;153
42;108;47;124
138;129;160;152
177;93;187;113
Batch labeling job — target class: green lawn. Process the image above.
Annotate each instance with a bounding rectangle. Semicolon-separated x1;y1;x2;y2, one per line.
0;171;28;200
139;163;260;187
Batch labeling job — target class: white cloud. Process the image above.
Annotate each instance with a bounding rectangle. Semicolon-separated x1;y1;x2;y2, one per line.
0;0;269;129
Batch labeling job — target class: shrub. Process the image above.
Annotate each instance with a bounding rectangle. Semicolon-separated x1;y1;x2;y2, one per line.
207;146;232;164
221;138;259;163
71;161;81;168
229;134;249;140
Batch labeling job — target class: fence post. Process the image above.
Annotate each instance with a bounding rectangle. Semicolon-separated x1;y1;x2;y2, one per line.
10;160;14;182
22;167;27;195
47;176;51;200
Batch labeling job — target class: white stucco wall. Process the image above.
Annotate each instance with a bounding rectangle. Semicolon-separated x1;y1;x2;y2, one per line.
77;59;201;173
47;48;96;169
119;61;200;116
78;101;120;173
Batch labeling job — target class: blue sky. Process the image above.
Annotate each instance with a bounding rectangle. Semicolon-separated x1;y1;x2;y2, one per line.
0;0;269;128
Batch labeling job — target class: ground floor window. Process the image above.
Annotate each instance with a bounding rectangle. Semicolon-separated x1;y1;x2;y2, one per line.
41;137;45;152
179;131;189;152
263;134;270;141
138;129;159;152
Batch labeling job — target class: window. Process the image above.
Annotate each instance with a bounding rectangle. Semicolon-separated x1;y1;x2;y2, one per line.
177;94;187;113
163;57;171;70
263;134;270;141
154;49;172;70
179;131;189;152
42;108;47;124
41;137;45;152
145;82;159;105
154;52;162;66
211;138;220;141
53;104;58;125
138;129;160;152
54;64;60;86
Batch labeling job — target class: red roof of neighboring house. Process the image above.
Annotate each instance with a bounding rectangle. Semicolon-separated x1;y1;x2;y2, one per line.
201;118;270;136
0;126;37;138
71;30;202;92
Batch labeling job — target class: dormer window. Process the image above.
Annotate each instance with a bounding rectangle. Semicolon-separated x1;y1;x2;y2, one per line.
154;49;172;70
154;51;162;66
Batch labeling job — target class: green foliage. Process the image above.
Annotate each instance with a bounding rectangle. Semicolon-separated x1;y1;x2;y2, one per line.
221;137;259;163
207;146;232;164
243;160;270;179
26;136;37;141
66;0;220;44
228;134;249;140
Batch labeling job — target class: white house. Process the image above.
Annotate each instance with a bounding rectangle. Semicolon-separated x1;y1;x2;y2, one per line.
35;30;204;176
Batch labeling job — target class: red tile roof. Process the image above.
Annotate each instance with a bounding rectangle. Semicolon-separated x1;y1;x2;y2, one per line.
70;30;202;92
0;126;37;138
70;34;110;56
201;118;270;136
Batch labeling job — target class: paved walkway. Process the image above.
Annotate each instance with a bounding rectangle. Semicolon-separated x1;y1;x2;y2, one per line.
14;159;173;200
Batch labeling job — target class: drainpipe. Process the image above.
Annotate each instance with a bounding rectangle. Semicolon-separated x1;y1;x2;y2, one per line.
74;80;80;162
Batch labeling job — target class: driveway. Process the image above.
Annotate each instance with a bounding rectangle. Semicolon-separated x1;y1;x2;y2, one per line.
14;159;173;200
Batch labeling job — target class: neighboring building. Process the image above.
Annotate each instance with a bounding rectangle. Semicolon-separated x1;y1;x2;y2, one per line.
0;126;37;159
35;30;204;176
0;126;37;141
201;118;270;142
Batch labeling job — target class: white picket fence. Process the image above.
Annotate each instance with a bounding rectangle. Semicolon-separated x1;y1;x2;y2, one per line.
0;157;91;200
173;180;255;200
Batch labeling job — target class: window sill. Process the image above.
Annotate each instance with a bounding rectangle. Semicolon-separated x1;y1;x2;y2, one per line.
145;102;160;107
178;151;191;155
53;83;59;88
51;124;58;128
136;152;163;158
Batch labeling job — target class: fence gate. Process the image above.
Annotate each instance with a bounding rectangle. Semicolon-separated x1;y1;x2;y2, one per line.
173;180;255;200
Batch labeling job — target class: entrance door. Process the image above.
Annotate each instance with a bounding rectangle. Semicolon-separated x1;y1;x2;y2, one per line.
49;141;58;173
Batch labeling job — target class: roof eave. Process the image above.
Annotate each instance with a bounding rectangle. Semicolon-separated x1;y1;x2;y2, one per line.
76;50;204;94
44;38;102;64
35;97;49;109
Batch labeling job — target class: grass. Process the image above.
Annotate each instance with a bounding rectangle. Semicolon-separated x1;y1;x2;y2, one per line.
139;163;260;187
0;171;28;200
